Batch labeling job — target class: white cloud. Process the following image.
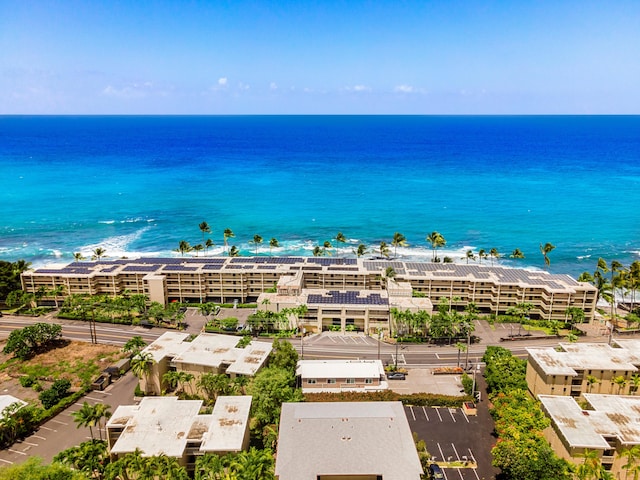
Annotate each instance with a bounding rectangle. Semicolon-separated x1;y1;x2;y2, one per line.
218;77;228;86
394;84;415;93
101;82;156;98
270;82;278;90
344;84;372;93
238;82;250;91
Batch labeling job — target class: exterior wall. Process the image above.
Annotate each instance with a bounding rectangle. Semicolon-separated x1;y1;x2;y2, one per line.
303;376;381;391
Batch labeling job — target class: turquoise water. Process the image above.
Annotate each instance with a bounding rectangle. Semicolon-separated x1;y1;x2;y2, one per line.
1;115;639;277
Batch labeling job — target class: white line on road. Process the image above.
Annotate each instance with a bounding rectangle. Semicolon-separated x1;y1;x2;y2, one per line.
422;406;429;420
31;435;46;440
471;468;480;480
20;441;38;447
51;419;68;425
449;408;456;422
409;406;416;421
467;448;477;464
451;442;461;460
435;408;443;422
437;442;446;463
0;458;12;464
461;409;469;423
39;426;56;432
85;396;105;401
8;449;26;456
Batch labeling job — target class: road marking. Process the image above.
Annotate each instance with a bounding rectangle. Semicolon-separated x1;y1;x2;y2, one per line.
461;409;469;423
422;406;429;420
51;419;68;425
0;458;12;464
8;449;26;456
437;442;446;463
20;441;38;447
328;336;337;344
435;408;443;422
85;396;105;401
31;435;46;440
39;426;56;432
409;406;416;421
451;442;461;460
449;408;456;422
467;448;477;464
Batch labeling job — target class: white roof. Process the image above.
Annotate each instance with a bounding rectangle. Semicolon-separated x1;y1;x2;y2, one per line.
527;343;640;376
142;332;272;376
108;397;203;457
297;359;385;379
540;394;640;449
200;396;252;452
275;402;423;480
0;395;27;419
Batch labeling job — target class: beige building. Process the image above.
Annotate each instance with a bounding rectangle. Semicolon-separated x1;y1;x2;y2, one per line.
22;256;597;323
138;332;272;395
526;342;640;398
107;396;251;471
296;360;388;393
275;401;423;480
539;394;640;477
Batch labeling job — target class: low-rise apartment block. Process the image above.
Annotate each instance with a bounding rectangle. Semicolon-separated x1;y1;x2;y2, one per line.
296;359;388;393
138;332;272;395
539;394;640;477
526;342;640;398
107;396;251;471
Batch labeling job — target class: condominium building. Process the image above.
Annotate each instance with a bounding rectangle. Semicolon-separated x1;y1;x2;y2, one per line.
539;394;640;477
526;341;640;398
107;396;251;471
22;257;597;327
296;359;388;393
275;401;423;480
138;332;272;395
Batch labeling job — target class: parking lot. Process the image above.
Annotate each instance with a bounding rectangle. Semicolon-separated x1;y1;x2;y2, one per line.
405;402;498;480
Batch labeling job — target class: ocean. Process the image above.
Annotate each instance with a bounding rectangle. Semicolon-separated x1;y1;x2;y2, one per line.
1;115;639;278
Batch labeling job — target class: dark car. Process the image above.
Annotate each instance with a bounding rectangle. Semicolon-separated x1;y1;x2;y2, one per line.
386;372;406;380
428;464;445;479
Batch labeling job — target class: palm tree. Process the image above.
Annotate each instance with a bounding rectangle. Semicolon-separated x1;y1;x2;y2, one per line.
92;247;106;260
379;241;390;258
614;375;628;394
92;403;112;441
73;252;85;262
163;370;181;391
123;335;147;357
72;402;98;440
335;232;346;256
223;228;235;253
250;234;263;255
193;244;204;257
312;246;324;257
391;232;408;258
205;238;214;254
478;249;487;264
539;242;555;267
509;248;525;259
131;352;155;383
465;250;476;264
489;248;500;265
269;238;279;256
586;375;600;393
229;246;240;257
199;221;211;246
353;243;368;258
455;341;467;367
630;374;640;395
621;444;640;480
575;449;604;480
176;240;192;256
323;240;333;256
426;231;446;262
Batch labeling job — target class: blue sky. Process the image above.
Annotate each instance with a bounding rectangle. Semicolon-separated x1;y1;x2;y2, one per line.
1;0;638;114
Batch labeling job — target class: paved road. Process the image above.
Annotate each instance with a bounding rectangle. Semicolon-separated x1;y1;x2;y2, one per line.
0;371;138;465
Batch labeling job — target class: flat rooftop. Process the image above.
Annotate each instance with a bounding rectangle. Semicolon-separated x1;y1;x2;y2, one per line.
141;332;272;375
527;343;640;376
275;402;423;480
0;395;27;419
540;394;640;448
200;396;252;452
297;359;385;379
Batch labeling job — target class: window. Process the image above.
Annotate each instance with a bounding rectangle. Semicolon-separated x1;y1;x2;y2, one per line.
346;378;355;384
365;378;373;384
327;379;336;384
307;379;317;384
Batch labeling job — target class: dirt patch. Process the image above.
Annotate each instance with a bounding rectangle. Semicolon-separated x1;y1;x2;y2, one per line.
0;340;125;405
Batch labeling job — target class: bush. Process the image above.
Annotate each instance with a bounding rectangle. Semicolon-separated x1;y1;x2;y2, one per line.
19;375;36;388
39;379;72;409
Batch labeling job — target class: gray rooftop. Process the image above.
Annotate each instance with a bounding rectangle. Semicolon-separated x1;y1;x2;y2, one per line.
527;343;640;376
275;401;423;480
540;394;640;448
200;396;252;452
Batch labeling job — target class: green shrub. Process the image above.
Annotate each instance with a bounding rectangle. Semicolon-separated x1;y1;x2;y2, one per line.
19;375;36;388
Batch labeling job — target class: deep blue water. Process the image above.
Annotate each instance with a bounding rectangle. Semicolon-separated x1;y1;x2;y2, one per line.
1;115;639;277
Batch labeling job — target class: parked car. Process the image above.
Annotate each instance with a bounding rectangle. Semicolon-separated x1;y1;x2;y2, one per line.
428;464;445;479
386;372;406;380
